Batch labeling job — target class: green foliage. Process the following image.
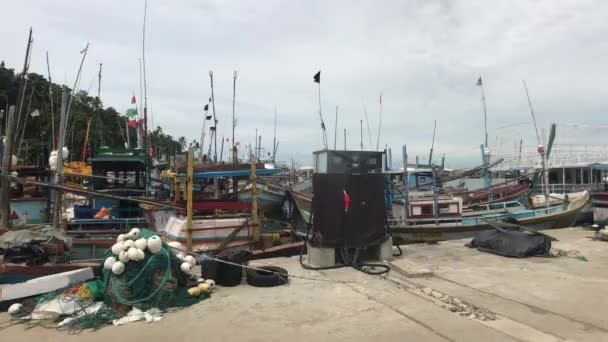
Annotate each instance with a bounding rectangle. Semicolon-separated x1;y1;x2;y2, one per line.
0;60;182;164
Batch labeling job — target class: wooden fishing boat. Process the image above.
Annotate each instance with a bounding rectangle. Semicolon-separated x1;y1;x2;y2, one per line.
389;191;590;244
288;178;312;223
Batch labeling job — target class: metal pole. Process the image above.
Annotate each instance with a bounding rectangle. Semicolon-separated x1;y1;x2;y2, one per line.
334;105;338;150
376;93;382;150
273;106;277;163
402;145;410;220
432;166;439;221
360;119;363;150
232;70;237;164
343;128;346;150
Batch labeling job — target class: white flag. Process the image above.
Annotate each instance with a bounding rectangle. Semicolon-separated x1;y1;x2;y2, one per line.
30;109;40;117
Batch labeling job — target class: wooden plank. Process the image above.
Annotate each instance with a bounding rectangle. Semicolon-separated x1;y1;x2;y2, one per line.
0;267;94;302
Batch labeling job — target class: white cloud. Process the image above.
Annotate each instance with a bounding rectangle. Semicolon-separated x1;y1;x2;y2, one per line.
2;0;607;168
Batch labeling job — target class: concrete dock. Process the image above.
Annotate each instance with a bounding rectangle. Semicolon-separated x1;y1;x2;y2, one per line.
1;227;607;341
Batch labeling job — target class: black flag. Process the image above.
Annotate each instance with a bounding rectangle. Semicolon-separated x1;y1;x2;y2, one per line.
476;77;482;86
204;104;209;111
313;71;320;83
206;115;212;120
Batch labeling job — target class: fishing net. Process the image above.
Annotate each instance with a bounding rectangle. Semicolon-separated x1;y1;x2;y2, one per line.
9;229;206;333
100;229;203;310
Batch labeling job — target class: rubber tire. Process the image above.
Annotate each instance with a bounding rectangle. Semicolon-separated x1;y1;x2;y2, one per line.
246;266;288;287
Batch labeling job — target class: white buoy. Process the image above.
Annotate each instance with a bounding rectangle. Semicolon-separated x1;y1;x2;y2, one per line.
117;234;126;242
180;262;192;274
134;238;147;250
118;250;130;263
135;248;145;261
130;228;141;239
104;256;117;270
127;247;139;261
112;261;126;275
147;236;162;254
123;240;135;249
184;255;197;266
168;241;186;251
111;242;124;255
176;252;185;261
196;278;206;283
8;303;23;316
204;279;216;290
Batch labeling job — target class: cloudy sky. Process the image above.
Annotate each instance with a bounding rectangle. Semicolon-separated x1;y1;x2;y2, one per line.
2;0;607;168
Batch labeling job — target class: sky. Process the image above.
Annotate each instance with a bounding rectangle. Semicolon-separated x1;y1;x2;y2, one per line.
2;0;607;168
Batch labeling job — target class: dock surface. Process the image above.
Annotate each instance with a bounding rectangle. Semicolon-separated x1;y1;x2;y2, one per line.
1;227;607;341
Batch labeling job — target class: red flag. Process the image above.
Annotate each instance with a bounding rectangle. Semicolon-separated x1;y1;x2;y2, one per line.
131;95;137;104
138;118;145;126
128;120;138;128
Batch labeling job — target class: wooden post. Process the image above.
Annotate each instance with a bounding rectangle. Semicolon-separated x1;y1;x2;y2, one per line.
53;91;68;228
251;159;259;242
186;147;194;251
0;106;16;229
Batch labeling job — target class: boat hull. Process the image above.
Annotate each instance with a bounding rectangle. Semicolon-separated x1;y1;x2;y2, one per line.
390;191;590;244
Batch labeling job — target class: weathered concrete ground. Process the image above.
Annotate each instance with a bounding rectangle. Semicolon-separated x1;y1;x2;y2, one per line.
1;227;607;341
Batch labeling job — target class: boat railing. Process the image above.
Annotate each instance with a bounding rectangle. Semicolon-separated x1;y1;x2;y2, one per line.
534;183;605;194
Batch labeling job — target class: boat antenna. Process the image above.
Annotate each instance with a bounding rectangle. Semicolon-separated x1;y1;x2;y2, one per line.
428;119;436;166
375;93;382;150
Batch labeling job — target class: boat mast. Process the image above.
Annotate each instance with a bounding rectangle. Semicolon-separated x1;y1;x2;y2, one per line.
46;51;56;150
477;77;491;189
428;119;436;166
141;0;150;194
523;80;550;209
375;93;382;150
313;70;327;149
362;102;373;150
360;119;363;150
209;70;217;163
334;105;338;150
272;106;277;163
14;28;33;148
232;70;237;164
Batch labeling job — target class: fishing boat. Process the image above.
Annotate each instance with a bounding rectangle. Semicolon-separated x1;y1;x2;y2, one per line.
288;178;312;223
389;191;590;244
147;161;287;251
66;148;150;260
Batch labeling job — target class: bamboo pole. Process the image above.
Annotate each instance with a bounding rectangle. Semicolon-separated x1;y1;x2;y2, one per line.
186;147;194;251
0;106;16;229
251;158;259;242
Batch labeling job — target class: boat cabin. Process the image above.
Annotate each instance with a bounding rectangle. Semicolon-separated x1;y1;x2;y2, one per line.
536;163;608;194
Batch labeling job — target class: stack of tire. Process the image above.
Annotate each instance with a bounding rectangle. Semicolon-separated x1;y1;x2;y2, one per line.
201;250;288;287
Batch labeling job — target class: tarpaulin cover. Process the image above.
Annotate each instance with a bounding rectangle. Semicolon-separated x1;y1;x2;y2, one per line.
467;229;552;257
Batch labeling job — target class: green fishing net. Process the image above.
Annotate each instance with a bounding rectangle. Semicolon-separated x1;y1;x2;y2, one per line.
99;229;204;309
13;229;206;333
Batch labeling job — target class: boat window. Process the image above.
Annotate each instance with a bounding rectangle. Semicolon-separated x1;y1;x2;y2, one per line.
506;202;521;208
489;203;504;210
473;205;487;211
420;204;433;215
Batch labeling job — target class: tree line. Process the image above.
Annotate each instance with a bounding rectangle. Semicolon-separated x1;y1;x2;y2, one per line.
0;60;186;166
